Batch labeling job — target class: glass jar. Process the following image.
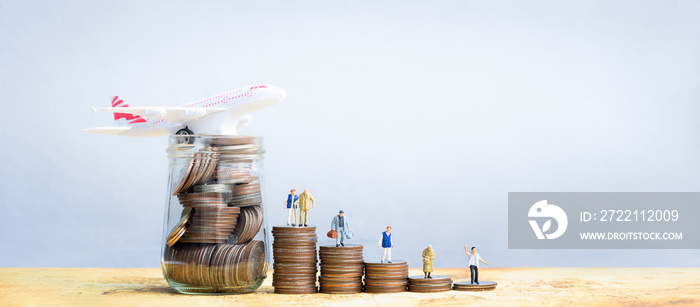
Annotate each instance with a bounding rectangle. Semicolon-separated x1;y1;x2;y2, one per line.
160;135;269;294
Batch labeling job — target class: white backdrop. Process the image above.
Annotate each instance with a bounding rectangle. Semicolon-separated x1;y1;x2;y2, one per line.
1;0;699;268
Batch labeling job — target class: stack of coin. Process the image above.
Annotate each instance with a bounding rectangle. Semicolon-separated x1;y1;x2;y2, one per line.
318;245;364;294
453;280;498;291
177;191;227;208
271;226;318;294
164;241;267;288
172;152;219;195
180;207;241;243
207;138;263;208
408;275;453;293
230;205;263;244
229;182;261;207
164;244;218;286
210;241;267;288
363;260;409;293
166;208;192;247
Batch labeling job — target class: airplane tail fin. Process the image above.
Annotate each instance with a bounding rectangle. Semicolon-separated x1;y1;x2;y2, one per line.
111;96;148;126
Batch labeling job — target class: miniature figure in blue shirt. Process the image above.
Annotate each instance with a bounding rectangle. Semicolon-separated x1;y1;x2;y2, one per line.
284;189;299;226
377;226;394;263
331;210;351;247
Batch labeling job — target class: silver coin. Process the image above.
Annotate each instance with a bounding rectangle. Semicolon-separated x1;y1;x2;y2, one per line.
193;184;232;193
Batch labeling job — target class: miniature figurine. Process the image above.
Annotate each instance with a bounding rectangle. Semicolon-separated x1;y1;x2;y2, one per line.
84;84;286;136
330;210;351;247
284;189;299;226
464;244;489;284
296;188;316;227
377;226;394;263
422;244;435;279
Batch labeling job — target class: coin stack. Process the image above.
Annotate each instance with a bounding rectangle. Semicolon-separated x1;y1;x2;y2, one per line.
164;241;267;288
363;260;409;293
163;136;268;292
179;207;240;243
453;280;498;291
167;136;264;245
271;226;319;294
230;205;263;244
407;275;453;293
318;245;364;294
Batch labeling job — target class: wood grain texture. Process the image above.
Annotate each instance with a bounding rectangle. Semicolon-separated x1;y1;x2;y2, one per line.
1;267;698;306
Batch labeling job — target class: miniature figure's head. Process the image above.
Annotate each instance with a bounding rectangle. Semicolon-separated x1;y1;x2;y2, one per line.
386;226;392;233
471;246;476;254
428;244;433;251
290;189;296;195
304;188;309;194
339;210;344;217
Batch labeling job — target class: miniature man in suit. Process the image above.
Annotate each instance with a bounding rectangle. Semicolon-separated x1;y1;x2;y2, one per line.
330;210;351;247
377;226;394;263
283;189;298;226
464;244;489;284
296;188;316;227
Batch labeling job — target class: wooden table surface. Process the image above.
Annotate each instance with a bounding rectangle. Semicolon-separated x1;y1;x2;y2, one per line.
1;267;698;306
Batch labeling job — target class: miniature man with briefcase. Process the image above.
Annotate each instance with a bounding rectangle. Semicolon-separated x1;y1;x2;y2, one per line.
330;210;352;247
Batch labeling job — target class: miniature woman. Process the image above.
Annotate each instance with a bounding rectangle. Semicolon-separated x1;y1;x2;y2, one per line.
422;244;435;278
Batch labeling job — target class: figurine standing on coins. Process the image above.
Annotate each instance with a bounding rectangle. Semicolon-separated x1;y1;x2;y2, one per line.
377;226;394;263
284;189;299;226
297;188;316;227
422;244;435;279
464;244;489;284
330;210;351;247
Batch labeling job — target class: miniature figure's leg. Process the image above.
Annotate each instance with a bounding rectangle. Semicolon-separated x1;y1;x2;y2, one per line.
387;248;392;262
286;208;292;225
474;266;479;283
470;265;476;283
336;230;341;246
302;210;309;225
339;230;345;245
381;248;387;261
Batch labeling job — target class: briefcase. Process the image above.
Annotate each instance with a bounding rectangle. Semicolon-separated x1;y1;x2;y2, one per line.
327;229;338;239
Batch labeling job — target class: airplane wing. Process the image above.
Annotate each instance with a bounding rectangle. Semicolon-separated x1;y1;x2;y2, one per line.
92;107;227;122
83;126;131;135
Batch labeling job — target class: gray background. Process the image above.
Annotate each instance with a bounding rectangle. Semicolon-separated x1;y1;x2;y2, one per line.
1;0;699;268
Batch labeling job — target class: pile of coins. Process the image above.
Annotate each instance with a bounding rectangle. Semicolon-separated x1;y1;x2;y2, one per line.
408;275;453;293
164;241;267;288
318;245;364;294
453;281;498;291
172;152;218;195
363;260;409;293
271;226;318;294
163;136;268;292
180;207;240;243
231;205;263;244
167;136;264;246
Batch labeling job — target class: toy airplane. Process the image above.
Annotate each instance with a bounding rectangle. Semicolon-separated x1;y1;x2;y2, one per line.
84;84;286;136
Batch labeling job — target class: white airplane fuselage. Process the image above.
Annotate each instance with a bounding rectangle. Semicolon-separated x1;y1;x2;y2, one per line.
88;84;286;137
